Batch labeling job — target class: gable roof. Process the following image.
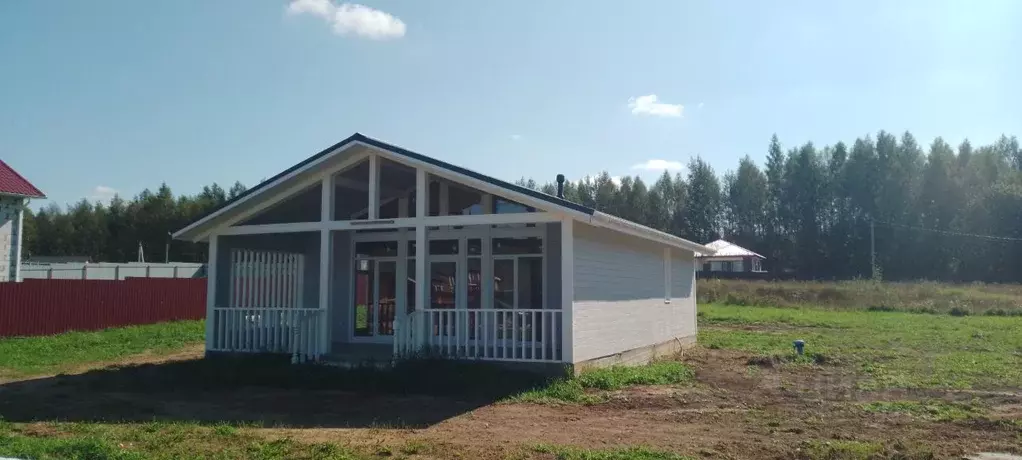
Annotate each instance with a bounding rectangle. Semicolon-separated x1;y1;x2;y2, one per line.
696;239;764;258
0;160;45;198
174;133;714;255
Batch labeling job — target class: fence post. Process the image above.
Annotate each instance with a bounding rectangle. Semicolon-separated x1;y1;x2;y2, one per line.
173;266;179;278
47;268;53;279
114;265;120;280
82;265;88;280
145;265;151;278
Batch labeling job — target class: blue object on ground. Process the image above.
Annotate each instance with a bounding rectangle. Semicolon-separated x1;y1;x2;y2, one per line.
793;339;805;356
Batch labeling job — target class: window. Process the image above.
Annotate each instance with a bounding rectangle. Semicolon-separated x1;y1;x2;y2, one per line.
752;258;763;272
355;241;397;258
722;261;734;272
664;248;671;303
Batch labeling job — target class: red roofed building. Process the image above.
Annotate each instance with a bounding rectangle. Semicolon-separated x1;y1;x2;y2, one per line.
1;160;45;282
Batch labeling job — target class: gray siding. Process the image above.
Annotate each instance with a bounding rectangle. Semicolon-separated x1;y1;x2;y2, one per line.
331;231;351;343
571;222;697;363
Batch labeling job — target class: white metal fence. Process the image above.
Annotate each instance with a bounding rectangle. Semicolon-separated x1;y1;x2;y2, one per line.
20;262;206;280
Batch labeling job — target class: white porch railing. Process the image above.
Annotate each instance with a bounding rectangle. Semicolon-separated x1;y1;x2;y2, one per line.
394;309;563;363
210;307;325;362
209;249;326;362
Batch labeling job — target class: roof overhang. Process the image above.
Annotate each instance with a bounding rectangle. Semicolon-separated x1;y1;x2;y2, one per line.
0;191;45;200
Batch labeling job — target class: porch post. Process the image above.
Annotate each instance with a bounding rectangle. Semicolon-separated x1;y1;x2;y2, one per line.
319;174;334;357
368;154;379;220
560;219;574;363
415;168;428;345
205;234;219;353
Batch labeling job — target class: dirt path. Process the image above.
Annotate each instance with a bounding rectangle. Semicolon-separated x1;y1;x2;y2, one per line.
260;348;1022;459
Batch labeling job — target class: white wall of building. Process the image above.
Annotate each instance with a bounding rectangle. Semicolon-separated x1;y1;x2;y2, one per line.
570;222;697;363
0;196;24;282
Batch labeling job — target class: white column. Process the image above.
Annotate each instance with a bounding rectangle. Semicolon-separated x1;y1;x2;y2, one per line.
318;229;331;358
438;181;449;216
481;194;493;214
321;174;334;221
560;219;574;363
368;154;379;220
481;226;493;309
415;168;428;345
13;203;23;282
319;174;335;357
205;234;219;353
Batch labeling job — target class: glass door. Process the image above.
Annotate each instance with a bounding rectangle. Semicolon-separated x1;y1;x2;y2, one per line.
352;258;397;342
428;257;459;342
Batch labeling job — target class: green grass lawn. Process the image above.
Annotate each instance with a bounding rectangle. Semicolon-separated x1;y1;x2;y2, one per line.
0;320;204;379
699;303;1022;389
0;420;690;460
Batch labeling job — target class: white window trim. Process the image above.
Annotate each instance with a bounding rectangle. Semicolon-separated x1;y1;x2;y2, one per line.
663;247;671;304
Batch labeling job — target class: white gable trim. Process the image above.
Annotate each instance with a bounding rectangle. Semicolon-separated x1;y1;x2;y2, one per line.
176;140;588;242
174;142;365;240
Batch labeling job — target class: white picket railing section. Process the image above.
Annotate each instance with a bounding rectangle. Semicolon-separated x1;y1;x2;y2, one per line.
210;249;325;362
394;309;562;363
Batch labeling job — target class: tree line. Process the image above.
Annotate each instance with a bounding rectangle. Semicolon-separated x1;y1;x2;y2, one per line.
22;182;247;264
21;131;1022;282
522;131;1022;282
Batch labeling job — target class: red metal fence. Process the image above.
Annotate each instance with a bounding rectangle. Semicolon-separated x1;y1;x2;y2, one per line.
0;278;206;337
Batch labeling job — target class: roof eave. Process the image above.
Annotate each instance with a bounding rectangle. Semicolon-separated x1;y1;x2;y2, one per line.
589;211;715;254
0;191;46;199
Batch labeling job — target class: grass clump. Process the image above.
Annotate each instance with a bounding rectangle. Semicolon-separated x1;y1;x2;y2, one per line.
797;440;885;460
861;400;985;422
795;439;935;460
512;362;694;404
0;320;204;378
576;361;694;390
533;444;693;460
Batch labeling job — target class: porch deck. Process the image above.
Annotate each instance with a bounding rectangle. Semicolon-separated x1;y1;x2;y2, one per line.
323;343;394;368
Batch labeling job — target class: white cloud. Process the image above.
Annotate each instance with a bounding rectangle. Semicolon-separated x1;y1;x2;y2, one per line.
631;159;684;171
510;134;522;141
88;185;117;203
287;1;406;40
627;94;683;117
697;102;705;109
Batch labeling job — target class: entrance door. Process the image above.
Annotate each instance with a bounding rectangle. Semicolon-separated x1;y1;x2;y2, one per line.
353;258;397;343
426;257;460;343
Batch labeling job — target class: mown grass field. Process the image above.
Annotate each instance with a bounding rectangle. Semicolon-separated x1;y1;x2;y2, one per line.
699;278;1022;316
698;303;1022;390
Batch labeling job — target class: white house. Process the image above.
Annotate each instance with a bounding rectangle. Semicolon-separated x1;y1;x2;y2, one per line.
174;134;714;370
0;160;46;282
696;239;765;273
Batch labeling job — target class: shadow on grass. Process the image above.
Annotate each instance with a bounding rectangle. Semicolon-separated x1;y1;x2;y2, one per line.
0;354;555;429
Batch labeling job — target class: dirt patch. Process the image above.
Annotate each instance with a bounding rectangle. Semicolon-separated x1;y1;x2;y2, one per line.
2;346;1020;459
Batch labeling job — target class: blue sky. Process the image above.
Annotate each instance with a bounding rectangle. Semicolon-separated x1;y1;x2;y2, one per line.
1;0;1020;208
